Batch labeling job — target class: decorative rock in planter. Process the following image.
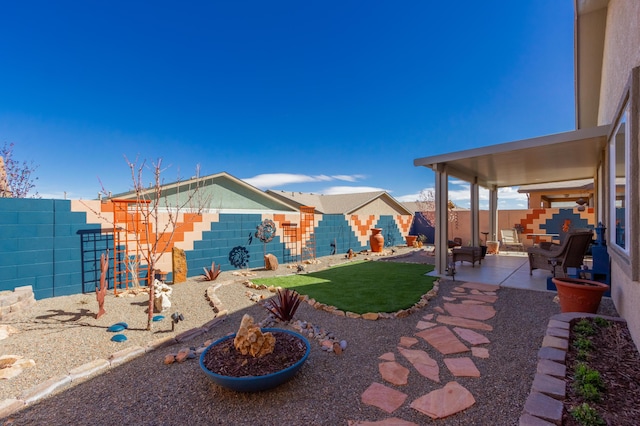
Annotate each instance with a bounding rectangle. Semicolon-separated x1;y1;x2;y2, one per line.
552;277;609;313
200;328;310;392
370;228;384;252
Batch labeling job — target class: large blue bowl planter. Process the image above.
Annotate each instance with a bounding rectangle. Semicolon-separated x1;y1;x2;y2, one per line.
199;328;311;392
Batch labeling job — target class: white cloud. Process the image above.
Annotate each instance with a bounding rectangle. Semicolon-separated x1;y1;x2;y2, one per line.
322;186;387;195
399;184;528;209
331;174;366;182
243;173;363;189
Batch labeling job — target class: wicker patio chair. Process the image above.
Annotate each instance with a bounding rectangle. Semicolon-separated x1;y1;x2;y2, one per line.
527;230;594;277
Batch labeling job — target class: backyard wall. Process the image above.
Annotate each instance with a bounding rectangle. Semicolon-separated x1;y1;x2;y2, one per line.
0;198;102;300
0;198;411;299
440;207;596;248
0;196;601;301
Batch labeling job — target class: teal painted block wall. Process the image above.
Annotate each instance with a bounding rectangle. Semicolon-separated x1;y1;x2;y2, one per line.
0;203;409;299
375;216;403;248
0;198;100;299
314;214;364;257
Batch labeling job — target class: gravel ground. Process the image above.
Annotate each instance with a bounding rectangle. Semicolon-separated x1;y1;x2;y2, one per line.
0;248;618;425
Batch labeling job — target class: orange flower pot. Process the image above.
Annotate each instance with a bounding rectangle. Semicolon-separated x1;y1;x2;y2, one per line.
552;277;609;313
370;228;384;252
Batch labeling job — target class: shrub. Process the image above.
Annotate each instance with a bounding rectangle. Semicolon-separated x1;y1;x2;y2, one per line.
570;403;605;426
264;288;301;322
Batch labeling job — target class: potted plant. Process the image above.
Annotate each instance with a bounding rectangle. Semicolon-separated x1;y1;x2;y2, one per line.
551;277;609;313
405;235;418;247
199;289;310;392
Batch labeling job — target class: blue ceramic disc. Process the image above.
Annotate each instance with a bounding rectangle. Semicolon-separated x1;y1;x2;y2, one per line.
152;315;165;322
111;334;128;342
107;324;126;333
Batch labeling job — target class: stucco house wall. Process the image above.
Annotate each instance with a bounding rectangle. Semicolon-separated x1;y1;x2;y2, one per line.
596;0;640;348
598;0;640;124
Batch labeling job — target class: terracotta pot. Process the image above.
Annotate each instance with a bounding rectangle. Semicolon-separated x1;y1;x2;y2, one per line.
486;241;499;254
370;228;384;252
405;235;418;247
552;277;609;313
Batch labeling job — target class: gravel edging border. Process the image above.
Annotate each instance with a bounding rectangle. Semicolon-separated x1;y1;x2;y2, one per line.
518;312;626;426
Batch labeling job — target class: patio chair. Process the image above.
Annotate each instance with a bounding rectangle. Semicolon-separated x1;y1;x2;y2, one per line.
500;229;524;252
527;230;594;277
447;237;463;249
452;246;482;267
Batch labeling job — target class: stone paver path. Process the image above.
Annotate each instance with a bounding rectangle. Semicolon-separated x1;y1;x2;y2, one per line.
354;280;500;424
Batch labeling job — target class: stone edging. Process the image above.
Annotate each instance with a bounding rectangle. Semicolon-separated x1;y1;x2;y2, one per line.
243;280;441;320
518;312;626;426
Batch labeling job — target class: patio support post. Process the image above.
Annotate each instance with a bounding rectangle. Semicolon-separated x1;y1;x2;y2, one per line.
470;178;480;247
489;186;498;242
434;164;449;275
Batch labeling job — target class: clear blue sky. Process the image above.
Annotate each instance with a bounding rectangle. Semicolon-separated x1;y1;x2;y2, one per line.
0;1;575;209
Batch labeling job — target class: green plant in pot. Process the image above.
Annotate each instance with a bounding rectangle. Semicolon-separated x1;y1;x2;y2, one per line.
199;289;310;392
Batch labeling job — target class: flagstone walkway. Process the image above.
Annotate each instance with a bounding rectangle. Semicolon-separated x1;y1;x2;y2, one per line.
351;281;500;425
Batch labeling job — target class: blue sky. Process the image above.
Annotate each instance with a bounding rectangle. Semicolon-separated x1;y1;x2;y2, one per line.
0;1;575;209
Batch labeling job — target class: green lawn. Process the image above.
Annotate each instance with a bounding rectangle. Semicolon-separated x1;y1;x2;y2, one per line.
252;261;435;314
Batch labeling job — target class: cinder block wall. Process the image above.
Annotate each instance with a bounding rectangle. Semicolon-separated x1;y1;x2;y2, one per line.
0;199;409;299
0;198;100;299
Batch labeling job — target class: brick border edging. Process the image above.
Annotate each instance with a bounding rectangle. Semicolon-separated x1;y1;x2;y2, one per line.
518;312;625;426
0;315;227;420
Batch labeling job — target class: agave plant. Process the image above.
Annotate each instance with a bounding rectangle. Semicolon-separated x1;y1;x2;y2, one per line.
263;288;301;322
202;262;221;281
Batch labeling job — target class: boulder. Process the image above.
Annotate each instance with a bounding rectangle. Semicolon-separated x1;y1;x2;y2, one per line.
264;253;279;271
172;247;187;283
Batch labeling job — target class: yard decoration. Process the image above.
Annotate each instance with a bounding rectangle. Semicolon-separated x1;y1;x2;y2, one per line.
202;261;221;281
256;219;277;268
96;251;109;319
200;314;310;392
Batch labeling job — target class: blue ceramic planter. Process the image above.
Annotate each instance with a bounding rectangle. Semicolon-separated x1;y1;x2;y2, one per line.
199;328;310;392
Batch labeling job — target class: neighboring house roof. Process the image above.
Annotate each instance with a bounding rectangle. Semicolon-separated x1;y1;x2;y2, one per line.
266;190;413;215
401;201;422;214
111;172;297;212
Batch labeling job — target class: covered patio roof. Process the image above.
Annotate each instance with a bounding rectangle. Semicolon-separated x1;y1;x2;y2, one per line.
413;125;609;188
413;125;610;276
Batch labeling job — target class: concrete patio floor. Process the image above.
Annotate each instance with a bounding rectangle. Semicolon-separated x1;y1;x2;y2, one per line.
431;251;593;292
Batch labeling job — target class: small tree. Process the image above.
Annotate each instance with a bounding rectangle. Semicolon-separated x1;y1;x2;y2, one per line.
416;189;458;239
123;157;209;330
0;142;39;198
91;157;209;330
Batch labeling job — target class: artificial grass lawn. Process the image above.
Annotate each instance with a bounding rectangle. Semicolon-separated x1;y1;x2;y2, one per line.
252;260;435;314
